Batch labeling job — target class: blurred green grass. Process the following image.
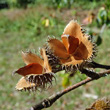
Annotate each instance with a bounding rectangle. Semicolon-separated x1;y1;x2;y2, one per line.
0;2;110;110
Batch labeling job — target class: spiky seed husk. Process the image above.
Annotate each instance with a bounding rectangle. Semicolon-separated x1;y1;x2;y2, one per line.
46;20;97;73
25;73;56;90
86;98;110;110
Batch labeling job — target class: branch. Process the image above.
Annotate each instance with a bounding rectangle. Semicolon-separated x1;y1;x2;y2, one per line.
30;69;110;110
86;61;110;69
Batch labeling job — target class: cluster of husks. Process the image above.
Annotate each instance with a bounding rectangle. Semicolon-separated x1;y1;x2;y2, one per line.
14;20;96;91
14;48;55;91
46;20;96;73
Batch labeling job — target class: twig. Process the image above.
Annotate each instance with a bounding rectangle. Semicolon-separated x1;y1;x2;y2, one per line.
30;69;110;110
86;61;110;69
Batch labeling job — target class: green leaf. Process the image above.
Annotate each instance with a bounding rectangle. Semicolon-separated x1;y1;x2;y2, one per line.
97;7;108;26
62;74;71;88
96;36;102;46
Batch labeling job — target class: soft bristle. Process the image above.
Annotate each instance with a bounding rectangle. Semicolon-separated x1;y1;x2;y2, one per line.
25;73;55;90
63;64;77;73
